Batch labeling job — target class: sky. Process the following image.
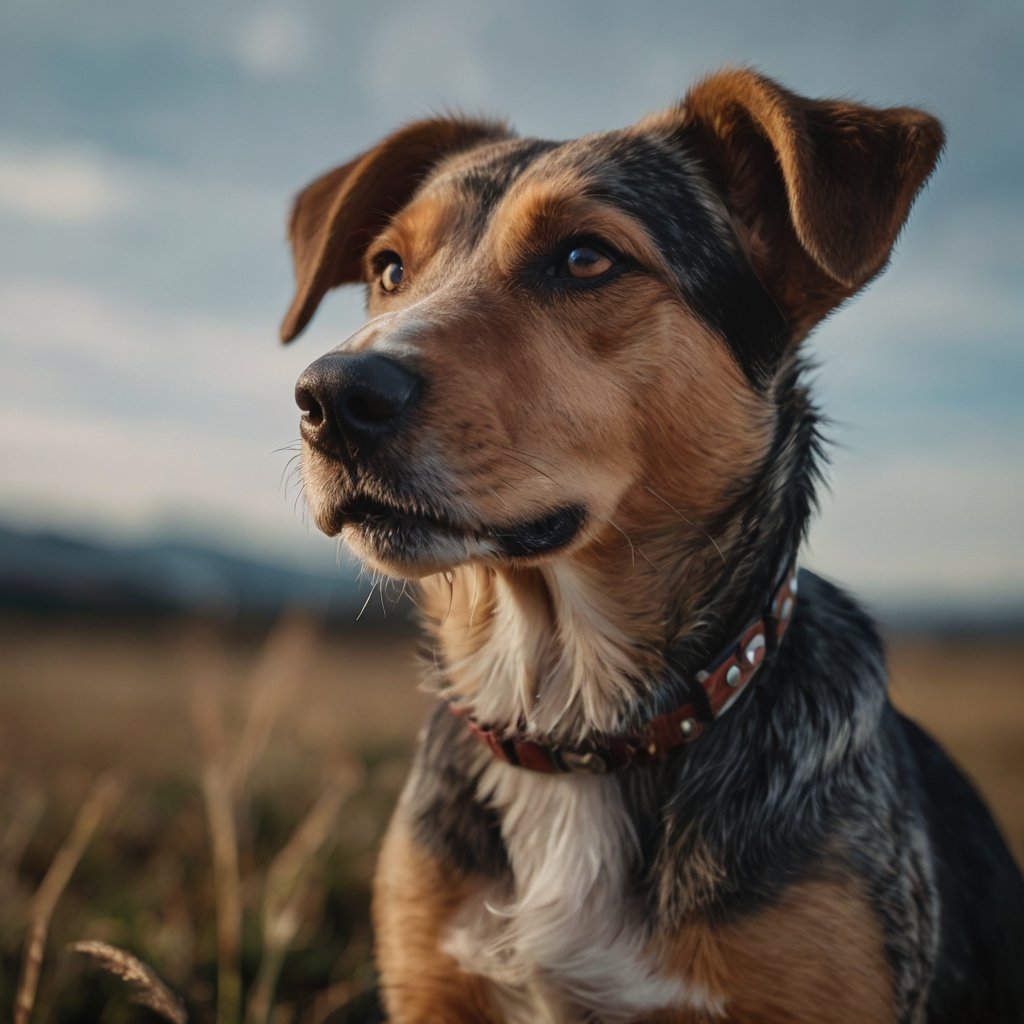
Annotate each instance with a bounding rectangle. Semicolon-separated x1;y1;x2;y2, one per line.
1;0;1022;612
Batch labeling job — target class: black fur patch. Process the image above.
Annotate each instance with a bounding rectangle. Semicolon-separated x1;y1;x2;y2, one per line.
577;133;790;385
452;138;559;233
895;715;1024;1022
408;702;509;878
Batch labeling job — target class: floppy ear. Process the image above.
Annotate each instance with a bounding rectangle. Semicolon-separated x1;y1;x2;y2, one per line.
679;69;944;337
280;116;510;343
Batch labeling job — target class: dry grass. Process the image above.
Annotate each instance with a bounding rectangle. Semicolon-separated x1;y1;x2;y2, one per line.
887;633;1024;862
69;941;187;1024
13;773;123;1024
0;612;1021;1022
1;613;386;1023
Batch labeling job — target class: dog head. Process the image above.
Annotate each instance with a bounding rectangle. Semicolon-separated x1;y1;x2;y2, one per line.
283;69;942;581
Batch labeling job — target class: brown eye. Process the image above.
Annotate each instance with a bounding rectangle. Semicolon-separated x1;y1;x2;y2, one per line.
379;257;404;293
561;246;614;280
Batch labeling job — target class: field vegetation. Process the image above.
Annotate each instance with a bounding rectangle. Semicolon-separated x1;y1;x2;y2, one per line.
1;612;1021;1022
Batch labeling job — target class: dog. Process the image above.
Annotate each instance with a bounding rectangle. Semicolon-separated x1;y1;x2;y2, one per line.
281;69;1024;1023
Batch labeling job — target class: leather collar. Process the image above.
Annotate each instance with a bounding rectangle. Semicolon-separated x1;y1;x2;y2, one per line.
450;565;799;774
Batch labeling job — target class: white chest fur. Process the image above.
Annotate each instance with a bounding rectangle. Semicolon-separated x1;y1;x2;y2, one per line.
442;761;720;1022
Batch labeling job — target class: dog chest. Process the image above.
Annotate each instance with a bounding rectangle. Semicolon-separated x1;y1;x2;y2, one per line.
441;761;722;1021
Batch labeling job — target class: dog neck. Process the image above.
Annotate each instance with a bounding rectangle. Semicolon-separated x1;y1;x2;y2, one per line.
423;363;822;746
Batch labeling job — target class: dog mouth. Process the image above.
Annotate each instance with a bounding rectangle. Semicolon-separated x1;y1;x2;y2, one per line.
326;492;586;573
489;505;586;558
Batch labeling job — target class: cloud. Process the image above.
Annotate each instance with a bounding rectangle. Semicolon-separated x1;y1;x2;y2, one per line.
807;436;1024;606
0;276;365;556
0;278;321;417
0;146;132;224
0;137;278;234
804;192;1024;435
0;278;342;565
800;204;1024;606
0;135;293;319
0;400;329;562
361;1;494;114
235;8;311;77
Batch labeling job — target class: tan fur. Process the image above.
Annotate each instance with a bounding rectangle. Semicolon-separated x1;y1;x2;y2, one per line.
675;69;944;340
367;193;468;286
641;875;895;1023
489;177;671;283
374;807;502;1023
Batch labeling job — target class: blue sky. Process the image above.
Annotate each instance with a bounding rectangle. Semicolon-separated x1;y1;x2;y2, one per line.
1;0;1022;611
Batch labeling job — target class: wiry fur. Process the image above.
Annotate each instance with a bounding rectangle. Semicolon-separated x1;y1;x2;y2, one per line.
283;69;1024;1023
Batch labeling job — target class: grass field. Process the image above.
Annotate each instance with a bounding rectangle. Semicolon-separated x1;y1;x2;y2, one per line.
1;613;1022;1022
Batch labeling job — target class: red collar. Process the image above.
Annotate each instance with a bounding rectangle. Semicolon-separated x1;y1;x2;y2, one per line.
450;566;799;774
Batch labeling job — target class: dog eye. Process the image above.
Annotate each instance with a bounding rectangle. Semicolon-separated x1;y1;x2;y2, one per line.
378;255;405;293
551;246;615;281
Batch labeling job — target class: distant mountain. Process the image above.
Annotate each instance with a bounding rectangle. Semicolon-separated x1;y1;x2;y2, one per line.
0;523;377;622
0;523;1019;635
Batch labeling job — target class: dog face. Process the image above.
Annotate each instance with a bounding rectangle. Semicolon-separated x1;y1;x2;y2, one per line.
284;71;942;580
291;133;776;578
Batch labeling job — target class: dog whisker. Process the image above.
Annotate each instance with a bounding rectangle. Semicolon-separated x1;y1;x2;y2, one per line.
497;446;560;486
355;579;378;622
291;480;308;517
439;571;456;629
484;484;518;519
600;516;655;571
281;453;304;495
642;484;726;565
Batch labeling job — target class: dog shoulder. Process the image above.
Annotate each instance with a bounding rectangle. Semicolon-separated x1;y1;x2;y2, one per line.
642;871;896;1024
373;802;504;1023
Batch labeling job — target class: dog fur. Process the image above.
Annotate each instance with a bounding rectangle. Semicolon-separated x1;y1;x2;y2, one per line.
282;69;1024;1023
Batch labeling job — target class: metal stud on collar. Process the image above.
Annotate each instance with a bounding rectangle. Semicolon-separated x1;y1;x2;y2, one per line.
679;717;698;738
744;633;766;666
559;750;608;774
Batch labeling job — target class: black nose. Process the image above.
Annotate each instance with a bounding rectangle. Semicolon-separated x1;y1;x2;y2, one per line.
295;352;421;454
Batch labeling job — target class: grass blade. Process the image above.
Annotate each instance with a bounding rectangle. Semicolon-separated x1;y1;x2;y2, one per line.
70;940;187;1024
13;771;123;1024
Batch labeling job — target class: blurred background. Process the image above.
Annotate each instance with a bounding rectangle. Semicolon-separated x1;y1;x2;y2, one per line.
1;1;1021;1021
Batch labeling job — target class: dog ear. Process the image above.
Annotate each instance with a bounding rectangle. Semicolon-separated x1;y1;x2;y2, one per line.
678;69;944;337
280;116;510;343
